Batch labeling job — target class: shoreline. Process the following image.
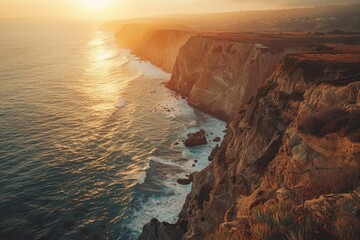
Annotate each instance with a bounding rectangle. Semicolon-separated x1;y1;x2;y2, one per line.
118;52;227;239
111;21;360;240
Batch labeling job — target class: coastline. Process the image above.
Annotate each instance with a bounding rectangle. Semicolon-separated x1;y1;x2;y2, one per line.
110;20;360;240
118;52;227;239
1;17;359;240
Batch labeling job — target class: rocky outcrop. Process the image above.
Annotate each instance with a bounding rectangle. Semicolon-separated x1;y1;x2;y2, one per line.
138;219;186;240
184;130;207;147
212;137;221;142
177;178;192;185
115;23;195;72
177;52;360;239
177;173;196;185
208;145;219;161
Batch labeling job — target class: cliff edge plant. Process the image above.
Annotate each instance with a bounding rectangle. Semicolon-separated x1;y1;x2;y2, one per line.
250;200;322;240
334;188;360;240
209;189;360;240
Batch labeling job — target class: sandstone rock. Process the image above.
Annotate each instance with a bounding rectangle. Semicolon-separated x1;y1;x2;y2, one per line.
213;137;221;142
177;178;192;185
178;172;198;185
138;218;185;240
208;144;219;161
166;37;324;120
124;25;360;239
184;130;207;146
188;172;196;181
178;52;360;239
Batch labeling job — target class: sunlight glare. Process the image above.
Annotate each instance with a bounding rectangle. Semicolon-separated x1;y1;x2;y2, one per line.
82;0;112;10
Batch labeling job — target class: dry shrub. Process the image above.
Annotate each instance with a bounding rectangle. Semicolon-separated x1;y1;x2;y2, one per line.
334;188;360;240
207;228;243;240
251;200;323;240
208;189;360;240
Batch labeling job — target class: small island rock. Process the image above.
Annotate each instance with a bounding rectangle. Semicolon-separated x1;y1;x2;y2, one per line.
184;130;207;146
213;137;221;142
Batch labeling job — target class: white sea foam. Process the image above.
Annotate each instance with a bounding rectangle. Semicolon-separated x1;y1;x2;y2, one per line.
113;56;130;67
125;54;171;80
123;184;190;238
116;98;126;108
138;162;150;185
150;156;181;167
124;163;191;239
188;120;198;127
117;49;226;239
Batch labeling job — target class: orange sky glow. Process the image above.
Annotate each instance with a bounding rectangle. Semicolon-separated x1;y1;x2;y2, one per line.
0;0;359;21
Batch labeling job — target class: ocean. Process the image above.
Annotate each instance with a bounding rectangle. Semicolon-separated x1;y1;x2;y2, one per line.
0;20;225;239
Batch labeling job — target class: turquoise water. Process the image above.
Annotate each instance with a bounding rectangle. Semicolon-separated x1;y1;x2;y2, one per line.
0;21;225;239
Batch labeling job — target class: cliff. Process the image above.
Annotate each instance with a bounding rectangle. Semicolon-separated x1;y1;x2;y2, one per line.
167;36;310;120
176;52;360;239
113;25;360;239
166;33;359;120
115;23;195;72
137;49;360;239
115;25;357;120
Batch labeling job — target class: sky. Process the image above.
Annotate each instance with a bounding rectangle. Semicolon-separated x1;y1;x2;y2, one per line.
0;0;359;21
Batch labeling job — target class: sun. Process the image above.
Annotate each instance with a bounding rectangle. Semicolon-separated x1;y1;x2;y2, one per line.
82;0;112;10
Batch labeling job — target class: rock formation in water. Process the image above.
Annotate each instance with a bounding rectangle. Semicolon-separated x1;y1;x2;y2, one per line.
185;130;208;147
138;219;186;240
114;26;360;239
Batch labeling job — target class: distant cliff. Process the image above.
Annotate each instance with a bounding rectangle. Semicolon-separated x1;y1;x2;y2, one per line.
115;24;194;72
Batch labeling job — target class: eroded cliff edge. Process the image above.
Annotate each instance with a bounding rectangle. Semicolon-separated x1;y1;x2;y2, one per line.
115;26;355;121
113;27;360;239
177;52;360;239
166;35;315;120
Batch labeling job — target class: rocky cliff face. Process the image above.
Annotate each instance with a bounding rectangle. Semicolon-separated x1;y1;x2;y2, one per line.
177;52;360;239
115;24;194;72
166;36;333;120
114;26;360;239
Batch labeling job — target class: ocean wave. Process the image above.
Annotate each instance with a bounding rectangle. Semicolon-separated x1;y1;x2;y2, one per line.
188;120;198;127
126;56;171;80
120;157;191;240
106;54;130;63
138;162;149;185
137;156;185;186
116;98;126;109
150;156;181;167
0;25;228;240
137;156;183;186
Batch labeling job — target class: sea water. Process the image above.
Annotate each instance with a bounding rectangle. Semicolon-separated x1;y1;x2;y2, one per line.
0;20;225;239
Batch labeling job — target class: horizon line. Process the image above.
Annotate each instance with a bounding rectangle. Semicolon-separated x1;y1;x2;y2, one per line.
1;2;359;23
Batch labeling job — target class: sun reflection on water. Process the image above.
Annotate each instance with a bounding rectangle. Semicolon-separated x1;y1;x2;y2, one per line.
81;30;126;112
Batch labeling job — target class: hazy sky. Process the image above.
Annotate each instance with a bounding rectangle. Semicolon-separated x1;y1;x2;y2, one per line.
0;0;359;21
